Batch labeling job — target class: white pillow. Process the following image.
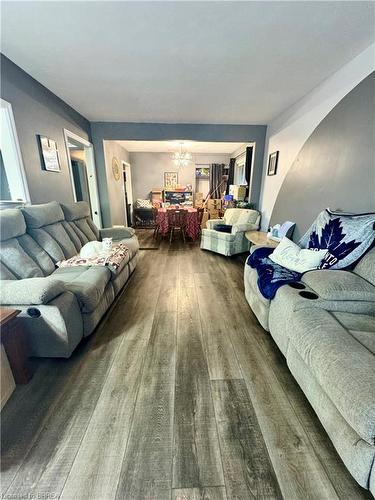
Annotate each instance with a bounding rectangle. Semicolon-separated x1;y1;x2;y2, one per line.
269;237;327;273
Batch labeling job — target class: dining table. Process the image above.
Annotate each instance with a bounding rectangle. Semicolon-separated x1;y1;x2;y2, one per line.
157;207;200;241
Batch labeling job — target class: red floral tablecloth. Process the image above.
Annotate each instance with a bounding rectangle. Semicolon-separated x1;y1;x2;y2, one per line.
157;208;200;241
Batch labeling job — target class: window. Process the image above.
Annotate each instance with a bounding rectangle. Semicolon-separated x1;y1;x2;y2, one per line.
0;99;30;204
0;150;11;200
234;152;246;185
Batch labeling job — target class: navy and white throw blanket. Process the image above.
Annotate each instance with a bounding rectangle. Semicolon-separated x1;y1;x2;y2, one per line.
247;248;302;300
248;209;375;300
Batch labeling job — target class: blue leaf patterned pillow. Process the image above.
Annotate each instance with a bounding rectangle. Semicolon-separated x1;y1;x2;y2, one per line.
299;209;375;269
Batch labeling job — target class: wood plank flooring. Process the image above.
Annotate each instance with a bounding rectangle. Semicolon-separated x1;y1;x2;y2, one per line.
1;231;371;500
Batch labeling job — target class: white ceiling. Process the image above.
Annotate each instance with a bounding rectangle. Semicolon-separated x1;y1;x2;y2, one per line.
116;140;245;154
2;1;374;124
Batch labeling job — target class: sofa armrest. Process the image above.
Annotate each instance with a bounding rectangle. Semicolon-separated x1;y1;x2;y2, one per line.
232;222;260;235
0;278;66;305
100;226;135;241
301;270;375;302
205;218;223;230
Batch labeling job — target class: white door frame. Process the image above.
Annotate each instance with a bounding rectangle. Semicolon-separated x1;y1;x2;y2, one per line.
122;161;133;227
63;129;102;228
0;99;30;203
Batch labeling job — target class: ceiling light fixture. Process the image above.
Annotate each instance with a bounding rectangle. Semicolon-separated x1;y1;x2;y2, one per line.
172;143;193;167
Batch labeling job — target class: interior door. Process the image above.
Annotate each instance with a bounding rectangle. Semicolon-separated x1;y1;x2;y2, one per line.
123;170;131;226
64;129;102;228
71;159;91;204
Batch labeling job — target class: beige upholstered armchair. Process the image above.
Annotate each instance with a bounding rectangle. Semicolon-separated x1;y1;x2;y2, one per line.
201;208;260;256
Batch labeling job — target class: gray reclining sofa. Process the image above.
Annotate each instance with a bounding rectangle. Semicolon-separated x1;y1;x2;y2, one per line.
0;201;139;358
244;246;375;493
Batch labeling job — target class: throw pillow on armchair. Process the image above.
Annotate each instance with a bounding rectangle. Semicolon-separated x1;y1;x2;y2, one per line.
213;224;232;233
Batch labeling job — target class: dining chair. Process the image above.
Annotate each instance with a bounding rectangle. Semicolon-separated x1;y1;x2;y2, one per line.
152;207;160;239
167;209;187;243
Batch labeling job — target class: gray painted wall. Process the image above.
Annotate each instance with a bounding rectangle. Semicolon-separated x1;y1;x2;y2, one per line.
91;122;267;226
130;152;231;201
270;72;375;240
103;141;130;226
0;54;91;204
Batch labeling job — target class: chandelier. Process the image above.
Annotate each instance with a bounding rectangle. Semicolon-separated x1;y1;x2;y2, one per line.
172;143;193;167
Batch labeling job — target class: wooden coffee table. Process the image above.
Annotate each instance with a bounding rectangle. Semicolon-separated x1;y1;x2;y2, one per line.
0;308;33;384
245;230;279;248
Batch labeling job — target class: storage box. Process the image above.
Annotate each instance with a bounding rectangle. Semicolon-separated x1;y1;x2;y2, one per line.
194;200;204;209
195;192;204;201
208;209;221;219
207;199;222;210
201;211;209;230
151;188;163;205
229;185;246;201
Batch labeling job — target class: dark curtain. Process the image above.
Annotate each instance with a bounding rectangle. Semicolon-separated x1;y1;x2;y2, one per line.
245;146;253;198
225;158;236;194
209;163;225;199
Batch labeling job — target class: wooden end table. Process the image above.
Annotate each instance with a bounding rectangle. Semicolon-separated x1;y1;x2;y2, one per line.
245;230;279;248
0;308;33;384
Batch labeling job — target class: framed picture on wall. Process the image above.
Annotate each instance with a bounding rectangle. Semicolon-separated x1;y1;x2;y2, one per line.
38;135;61;172
267;151;279;176
164;171;178;189
112;157;121;181
195;166;210;179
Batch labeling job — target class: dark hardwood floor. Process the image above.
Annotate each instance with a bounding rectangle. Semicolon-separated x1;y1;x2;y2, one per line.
1;231;371;500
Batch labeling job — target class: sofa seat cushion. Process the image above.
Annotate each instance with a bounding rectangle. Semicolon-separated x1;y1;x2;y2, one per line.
52;266;111;313
118;235;139;259
302;269;375;301
57;240;136;279
290;308;375;444
332;311;375;355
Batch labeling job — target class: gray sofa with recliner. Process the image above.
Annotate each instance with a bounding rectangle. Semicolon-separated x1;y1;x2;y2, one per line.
0;201;139;358
244;245;375;494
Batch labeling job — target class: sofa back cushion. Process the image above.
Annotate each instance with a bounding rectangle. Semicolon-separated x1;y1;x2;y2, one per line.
0;202;101;279
224;208;259;226
354;246;375;287
0;238;43;279
22;202;79;263
0;208;55;278
0;262;17;280
61;202;99;244
17;233;56;276
0;209;26;240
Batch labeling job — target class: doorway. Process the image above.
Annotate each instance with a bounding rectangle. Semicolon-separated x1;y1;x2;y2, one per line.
122;161;133;226
64;129;102;228
0;99;30;207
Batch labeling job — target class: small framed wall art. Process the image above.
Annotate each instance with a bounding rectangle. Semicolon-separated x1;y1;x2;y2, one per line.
267;151;279;176
164;171;178;189
38;135;61;172
112;157;121;181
